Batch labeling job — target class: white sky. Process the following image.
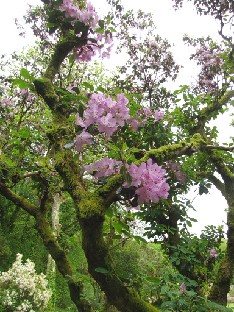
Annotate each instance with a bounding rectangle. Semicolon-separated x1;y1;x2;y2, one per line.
0;0;233;236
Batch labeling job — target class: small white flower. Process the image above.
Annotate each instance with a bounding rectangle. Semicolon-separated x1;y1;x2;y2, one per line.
0;254;51;311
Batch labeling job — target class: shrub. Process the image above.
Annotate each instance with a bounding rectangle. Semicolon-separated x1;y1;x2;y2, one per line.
0;253;51;312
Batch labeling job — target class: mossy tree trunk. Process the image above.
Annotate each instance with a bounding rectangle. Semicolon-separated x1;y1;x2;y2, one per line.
208;153;234;305
77;200;160;312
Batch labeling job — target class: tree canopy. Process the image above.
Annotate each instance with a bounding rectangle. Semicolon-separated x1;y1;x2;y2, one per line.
0;0;233;311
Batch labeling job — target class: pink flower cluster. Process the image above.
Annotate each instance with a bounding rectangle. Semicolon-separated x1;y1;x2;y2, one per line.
209;248;218;258
83;157;170;205
154;109;165;122
75;93;165;151
59;0;113;62
75;93;130;151
84;157;122;179
193;45;223;93
123;158;170;204
0;98;13;108
0;98;15;120
129;107;165;131
167;160;186;184
74;33;113;62
60;0;99;29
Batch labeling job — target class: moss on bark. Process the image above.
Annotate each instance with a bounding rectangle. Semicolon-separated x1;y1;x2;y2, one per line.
208;153;234;306
79;210;160;312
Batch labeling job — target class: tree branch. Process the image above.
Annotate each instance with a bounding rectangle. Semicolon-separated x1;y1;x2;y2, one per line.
98;134;206;206
208;174;226;198
0;182;38;217
208;151;233;182
44;32;88;81
191;89;234;134
206;145;234;152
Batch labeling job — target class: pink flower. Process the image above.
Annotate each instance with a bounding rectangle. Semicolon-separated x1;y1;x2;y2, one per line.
84;157;122;178
60;0;99;29
209;248;218;258
98;113;117;137
76;93;130;138
0;99;13;108
76;113;87;128
154;110;165;122
142;107;152;118
167;160;186;184
127;163;143;187
123;158;169;204
179;283;186;294
75;131;93;152
59;1;113;63
128;118;145;131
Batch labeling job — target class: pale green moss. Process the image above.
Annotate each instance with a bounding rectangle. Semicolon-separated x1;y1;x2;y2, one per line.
97;174;123;199
140;141;187;164
34;78;59;109
79;192;104;219
190;133;206;146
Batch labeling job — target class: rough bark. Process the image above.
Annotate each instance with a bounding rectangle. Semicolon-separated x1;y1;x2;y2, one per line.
208;154;234;305
79;211;160;312
46;193;62;277
208;178;234;305
184;86;234;305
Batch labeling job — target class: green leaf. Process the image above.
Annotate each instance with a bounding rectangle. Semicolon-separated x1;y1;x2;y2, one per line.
105;206;113;217
72;87;80;94
119;221;129;231
133;235;147;244
108;27;116;32
176;259;180;265
20;129;30;139
186;220;192;227
112;221;129;234
112;234;122;239
146;276;161;284
74;20;88;34
82;82;94;91
112;221;123;233
96;28;104;34
98;20;105;29
95;267;109;274
20;68;32;80
12;78;31;90
114;87;122;94
199;184;209;195
97;86;106;92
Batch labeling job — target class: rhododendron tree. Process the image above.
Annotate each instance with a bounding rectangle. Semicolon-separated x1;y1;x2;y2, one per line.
0;0;234;311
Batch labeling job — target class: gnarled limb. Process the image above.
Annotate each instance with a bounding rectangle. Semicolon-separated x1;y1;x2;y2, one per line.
191;89;234;134
207;152;234;305
78;197;160;312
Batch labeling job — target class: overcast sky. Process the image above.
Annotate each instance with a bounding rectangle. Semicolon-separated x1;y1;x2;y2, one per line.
0;0;232;235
